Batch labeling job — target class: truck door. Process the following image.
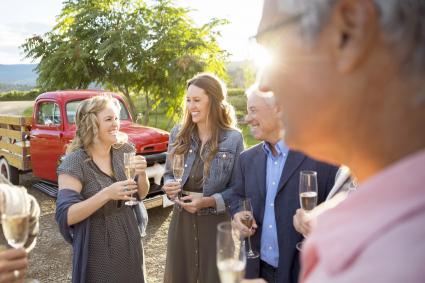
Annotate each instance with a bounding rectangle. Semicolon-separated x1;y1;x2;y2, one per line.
30;100;65;182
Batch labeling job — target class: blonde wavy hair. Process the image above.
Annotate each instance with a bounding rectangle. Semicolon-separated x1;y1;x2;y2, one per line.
172;73;238;177
66;95;127;154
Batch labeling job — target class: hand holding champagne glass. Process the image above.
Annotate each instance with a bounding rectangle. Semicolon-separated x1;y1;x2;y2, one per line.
240;199;259;259
296;170;318;251
217;222;246;283
124;151;138;206
172;154;184;202
0;184;41;282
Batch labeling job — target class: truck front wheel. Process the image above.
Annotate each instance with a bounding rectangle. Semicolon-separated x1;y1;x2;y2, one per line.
0;158;19;185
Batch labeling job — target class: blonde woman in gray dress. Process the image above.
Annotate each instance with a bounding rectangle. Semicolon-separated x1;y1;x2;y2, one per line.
56;95;149;283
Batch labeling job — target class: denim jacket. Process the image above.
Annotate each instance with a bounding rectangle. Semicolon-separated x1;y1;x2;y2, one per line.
164;125;244;214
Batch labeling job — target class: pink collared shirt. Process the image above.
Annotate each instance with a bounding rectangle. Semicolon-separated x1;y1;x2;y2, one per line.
300;150;425;283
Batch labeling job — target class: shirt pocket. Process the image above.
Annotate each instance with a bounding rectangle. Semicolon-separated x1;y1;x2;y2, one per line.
210;149;235;184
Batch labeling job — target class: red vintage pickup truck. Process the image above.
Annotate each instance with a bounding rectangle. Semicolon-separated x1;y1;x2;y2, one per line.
0;90;171;209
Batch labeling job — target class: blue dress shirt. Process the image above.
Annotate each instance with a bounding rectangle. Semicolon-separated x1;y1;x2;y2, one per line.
260;140;289;267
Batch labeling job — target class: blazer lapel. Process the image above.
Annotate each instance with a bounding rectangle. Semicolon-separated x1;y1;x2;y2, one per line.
254;145;267;200
251;145;267;222
277;151;306;194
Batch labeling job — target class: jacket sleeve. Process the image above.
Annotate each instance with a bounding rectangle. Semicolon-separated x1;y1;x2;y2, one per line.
163;125;180;184
55;189;85;244
224;149;247;216
55;189;90;283
213;132;245;214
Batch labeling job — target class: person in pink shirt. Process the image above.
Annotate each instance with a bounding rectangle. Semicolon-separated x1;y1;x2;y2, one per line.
252;0;425;282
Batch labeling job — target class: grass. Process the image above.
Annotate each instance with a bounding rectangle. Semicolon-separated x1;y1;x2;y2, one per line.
239;123;259;149
23;106;33;117
145;113;172;131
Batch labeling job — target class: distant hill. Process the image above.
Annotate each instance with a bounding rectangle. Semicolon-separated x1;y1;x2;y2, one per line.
0;61;254;92
0;64;38;87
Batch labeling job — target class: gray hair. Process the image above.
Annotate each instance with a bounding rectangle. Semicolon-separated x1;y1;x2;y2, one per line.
246;84;277;108
278;0;425;75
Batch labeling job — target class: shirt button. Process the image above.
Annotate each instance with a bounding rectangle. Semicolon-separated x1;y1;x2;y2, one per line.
270;203;274;207
184;164;188;168
269;246;273;250
274;161;278;165
272;182;276;186
189;149;193;153
269;225;272;229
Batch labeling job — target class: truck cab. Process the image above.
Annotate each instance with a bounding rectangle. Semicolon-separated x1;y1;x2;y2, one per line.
29;90;169;205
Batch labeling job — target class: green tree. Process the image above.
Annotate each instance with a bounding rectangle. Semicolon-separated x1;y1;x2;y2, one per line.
22;0;228;122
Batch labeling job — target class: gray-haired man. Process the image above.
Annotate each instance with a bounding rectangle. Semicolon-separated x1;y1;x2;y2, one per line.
254;0;425;282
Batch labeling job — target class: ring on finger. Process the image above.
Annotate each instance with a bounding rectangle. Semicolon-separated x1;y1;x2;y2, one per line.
13;270;20;279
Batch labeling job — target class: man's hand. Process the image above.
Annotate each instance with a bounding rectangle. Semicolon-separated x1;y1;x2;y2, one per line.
293;209;315;237
232;211;258;238
0;248;27;283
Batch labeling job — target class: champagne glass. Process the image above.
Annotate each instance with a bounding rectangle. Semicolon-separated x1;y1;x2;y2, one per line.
239;199;259;259
1;211;30;249
296;170;318;251
172;154;184;203
1;187;30;249
0;187;40;282
217;222;246;283
124;151;138;206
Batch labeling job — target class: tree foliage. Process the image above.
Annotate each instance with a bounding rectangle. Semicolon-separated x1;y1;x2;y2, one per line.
22;0;229;122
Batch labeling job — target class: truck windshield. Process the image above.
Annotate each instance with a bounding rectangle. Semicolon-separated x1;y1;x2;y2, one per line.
66;99;130;124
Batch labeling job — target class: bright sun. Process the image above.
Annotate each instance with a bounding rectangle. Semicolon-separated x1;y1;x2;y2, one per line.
249;41;273;74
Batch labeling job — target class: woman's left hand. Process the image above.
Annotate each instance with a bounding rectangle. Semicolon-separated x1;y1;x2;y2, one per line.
133;155;147;176
177;196;204;214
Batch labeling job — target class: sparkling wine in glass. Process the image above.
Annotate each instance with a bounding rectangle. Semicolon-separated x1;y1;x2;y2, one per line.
296;170;318;251
124;151;138;206
217;222;246;283
299;171;318;211
172;154;184;201
240;199;259;259
2;213;30;249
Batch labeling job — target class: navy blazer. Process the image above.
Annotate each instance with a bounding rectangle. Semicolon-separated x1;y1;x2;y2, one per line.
228;143;338;283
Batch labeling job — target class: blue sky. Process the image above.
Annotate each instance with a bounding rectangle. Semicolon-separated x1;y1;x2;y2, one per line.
0;0;263;64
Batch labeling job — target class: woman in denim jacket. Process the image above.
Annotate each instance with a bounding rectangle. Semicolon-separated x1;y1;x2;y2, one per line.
162;73;244;283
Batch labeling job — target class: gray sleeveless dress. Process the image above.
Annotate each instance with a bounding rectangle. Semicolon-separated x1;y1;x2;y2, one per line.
57;143;146;283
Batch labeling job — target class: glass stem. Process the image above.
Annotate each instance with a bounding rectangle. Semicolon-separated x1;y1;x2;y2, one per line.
247;235;254;254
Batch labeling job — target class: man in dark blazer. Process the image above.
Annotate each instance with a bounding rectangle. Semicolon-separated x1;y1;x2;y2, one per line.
229;87;338;283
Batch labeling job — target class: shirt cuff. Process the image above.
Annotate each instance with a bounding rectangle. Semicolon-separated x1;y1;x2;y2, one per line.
212;193;226;214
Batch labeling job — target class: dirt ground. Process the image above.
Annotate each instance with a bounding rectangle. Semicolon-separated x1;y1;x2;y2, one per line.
21;173;173;283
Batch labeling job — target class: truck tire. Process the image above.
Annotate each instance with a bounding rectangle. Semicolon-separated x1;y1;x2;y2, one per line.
0;158;19;185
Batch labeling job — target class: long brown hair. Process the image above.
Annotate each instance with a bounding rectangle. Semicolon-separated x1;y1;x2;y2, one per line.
66;95;127;154
172;73;237;177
